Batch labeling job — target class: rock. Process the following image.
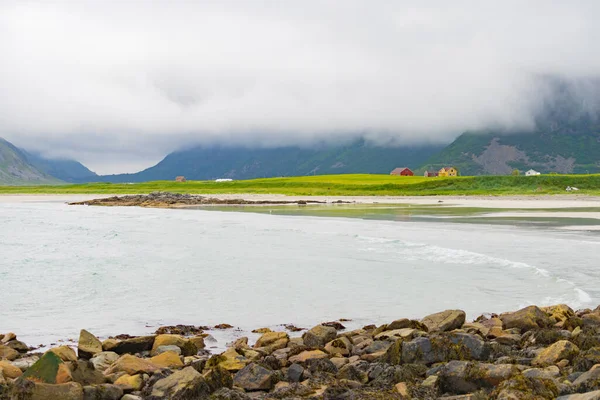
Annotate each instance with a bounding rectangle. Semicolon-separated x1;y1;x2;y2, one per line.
21;351;73;384
10;379;84;400
152;334;197;357
146;367;210;399
374;328;419;341
78;329;103;360
1;333;16;344
150;351;184;368
114;373;144;390
439;360;519;394
557;391;600;399
500;305;551;332
48;345;78;362
542;304;575;324
421;309;466;332
203;365;233;393
493;374;559;399
324;337;353;357
573;364;600;390
533;340;580;367
305;357;338;375
388;318;428;332
102;354;160;375
233;363;275;391
287;363;304;382
402;333;488;365
523;365;560;379
211;348;249;372
254;331;289;348
0;345;19;361
189;336;206;351
330;357;349;369
337;362;368;384
210;387;252;399
322;321;346;330
154;345;182;356
288;350;328;364
121;395;143;400
6;340;29;353
302;325;337;348
82;383;123;400
10;356;38;373
0;360;22;379
89;352;119;373
395;382;409;397
106;336;155;355
71;360;107;385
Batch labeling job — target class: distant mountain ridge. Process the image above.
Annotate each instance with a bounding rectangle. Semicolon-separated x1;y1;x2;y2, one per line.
88;140;444;182
0;138;61;185
21;150;97;183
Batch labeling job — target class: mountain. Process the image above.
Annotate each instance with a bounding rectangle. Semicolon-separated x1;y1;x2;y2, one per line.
89;140;443;182
0;138;62;185
21;151;97;183
422;79;600;175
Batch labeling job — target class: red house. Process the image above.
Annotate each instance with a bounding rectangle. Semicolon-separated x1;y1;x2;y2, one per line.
390;167;414;176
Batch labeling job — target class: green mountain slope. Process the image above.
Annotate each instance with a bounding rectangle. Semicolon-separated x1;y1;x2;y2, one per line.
89;140;443;182
22;151;97;183
0;138;62;185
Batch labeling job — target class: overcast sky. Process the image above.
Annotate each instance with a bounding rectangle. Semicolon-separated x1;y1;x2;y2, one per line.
1;1;599;174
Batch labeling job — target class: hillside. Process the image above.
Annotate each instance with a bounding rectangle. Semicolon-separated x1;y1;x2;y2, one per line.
88;140;442;182
0;138;62;185
22;151;97;183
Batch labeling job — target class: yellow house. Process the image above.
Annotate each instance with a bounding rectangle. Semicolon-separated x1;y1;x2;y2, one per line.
438;167;458;177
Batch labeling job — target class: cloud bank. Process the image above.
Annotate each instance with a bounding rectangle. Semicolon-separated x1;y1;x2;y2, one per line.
1;1;599;173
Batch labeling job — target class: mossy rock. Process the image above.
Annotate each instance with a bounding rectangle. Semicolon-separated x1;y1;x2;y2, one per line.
21;351;72;384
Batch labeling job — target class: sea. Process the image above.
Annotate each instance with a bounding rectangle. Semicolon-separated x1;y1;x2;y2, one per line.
1;199;599;350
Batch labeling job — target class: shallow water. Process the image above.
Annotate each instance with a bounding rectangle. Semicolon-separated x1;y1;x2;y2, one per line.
1;201;599;349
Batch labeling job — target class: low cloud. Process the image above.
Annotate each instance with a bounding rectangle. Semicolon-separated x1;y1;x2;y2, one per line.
0;1;599;173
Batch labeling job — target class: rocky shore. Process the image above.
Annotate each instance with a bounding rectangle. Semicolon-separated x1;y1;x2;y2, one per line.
3;305;600;399
68;192;346;208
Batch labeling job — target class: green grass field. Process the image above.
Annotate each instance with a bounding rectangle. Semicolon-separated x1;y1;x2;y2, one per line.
1;174;600;196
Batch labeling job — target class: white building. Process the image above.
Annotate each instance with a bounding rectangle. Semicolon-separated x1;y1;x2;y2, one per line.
525;169;541;176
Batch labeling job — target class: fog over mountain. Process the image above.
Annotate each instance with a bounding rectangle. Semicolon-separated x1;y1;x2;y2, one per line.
1;1;599;173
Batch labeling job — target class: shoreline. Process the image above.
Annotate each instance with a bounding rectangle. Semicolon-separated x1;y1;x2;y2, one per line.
2;303;600;399
2;192;600;209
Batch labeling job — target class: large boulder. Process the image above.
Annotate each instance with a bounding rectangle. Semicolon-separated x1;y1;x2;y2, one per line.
439;360;519;394
10;379;83;400
557;391;600;400
302;325;337;348
114;373;144;391
151;334;197;357
254;332;288;349
208;348;249;372
533;340;580;367
202;365;233;393
102;354;160;375
21;351;73;384
78;329;103;360
573;364;600;391
324;337;353;357
233;363;275;391
402;333;488;365
421;310;466;332
104;336;155;355
500;305;552;332
146;367;210;400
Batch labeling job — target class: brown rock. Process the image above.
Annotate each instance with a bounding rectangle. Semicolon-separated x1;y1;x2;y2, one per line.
103;354;160;375
500;305;551;332
533;340;580;367
421;309;466;332
233;363;275;391
150;351;184;369
114;373;144;390
0;345;19;361
151;334;196;356
255;332;289;348
0;360;22;379
302;325;337;348
78;329;103;359
48;345;78;362
288;350;328;364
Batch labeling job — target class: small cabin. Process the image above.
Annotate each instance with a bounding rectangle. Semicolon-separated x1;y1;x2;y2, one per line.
390;167;414;176
438;167;458;177
175;176;186;182
525;169;540;176
424;171;439;177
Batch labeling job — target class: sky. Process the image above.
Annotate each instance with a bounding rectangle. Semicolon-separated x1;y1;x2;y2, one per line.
1;1;599;174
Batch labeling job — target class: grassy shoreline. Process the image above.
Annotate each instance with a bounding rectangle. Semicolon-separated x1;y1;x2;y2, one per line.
1;174;600;196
